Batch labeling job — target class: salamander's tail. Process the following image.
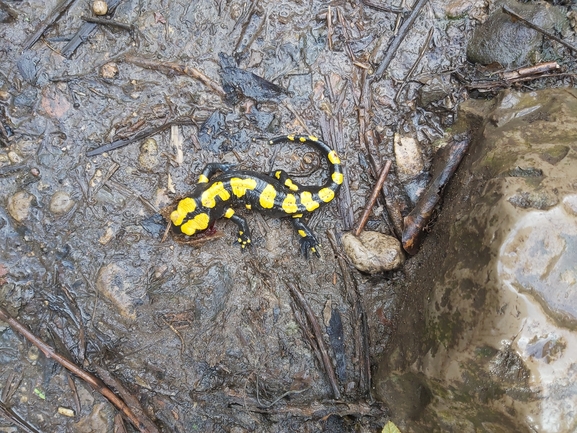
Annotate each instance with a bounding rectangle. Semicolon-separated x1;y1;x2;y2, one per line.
268;135;344;200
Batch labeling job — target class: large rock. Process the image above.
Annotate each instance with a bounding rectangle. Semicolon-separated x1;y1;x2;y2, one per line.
375;88;577;432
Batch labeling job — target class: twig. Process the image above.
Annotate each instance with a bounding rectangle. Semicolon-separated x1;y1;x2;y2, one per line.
61;0;125;58
123;55;225;97
394;26;434;103
21;0;77;50
374;0;429;80
86;117;196;156
286;282;341;400
354;160;392;236
360;0;406;15
227;390;386;418
402;132;471;254
0;306;159;433
502;5;577;53
0;401;41;433
0;0;18;20
80;15;134;32
326;230;371;398
501;61;560;80
327;6;333;51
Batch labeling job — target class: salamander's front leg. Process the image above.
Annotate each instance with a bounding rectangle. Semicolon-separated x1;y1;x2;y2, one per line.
198;163;236;183
290;217;320;258
224;208;252;251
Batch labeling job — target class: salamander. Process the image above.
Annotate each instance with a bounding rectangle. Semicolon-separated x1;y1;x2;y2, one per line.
169;135;343;257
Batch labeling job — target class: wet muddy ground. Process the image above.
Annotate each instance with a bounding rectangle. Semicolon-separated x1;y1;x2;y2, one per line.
1;0;576;432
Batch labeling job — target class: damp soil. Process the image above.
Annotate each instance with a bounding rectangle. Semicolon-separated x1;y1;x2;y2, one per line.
0;0;575;432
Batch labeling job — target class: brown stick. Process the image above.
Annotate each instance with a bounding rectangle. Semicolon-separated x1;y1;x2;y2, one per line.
286;283;341;400
0;306;159;433
123;55;225;97
402;132;471;255
501;61;560;81
354;160;392;236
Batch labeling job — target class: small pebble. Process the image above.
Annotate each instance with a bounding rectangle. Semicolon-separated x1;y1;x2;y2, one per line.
138;138;160;171
101;62;118;79
92;0;108;15
7;190;34;222
50;191;75;215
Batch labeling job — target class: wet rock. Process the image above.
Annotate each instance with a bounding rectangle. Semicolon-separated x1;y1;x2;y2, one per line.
417;75;452;106
342;231;404;274
7;190;34;222
138;138;160;171
96;264;140;320
376;88;577;432
467;0;568;67
73;402;113;433
49;191;75;215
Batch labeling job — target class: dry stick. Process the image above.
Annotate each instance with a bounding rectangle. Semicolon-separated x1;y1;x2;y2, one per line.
327;5;333;51
0;401;40;433
86;117;196;157
80;15;134;32
502;5;577;53
326;230;371;397
374;0;429;80
123;56;226;97
354;160;392;236
0;306;159;433
360;0;406;15
0;0;18;20
21;0;77;50
286;283;341;400
61;0;124;58
394;26;434;104
501;61;560;81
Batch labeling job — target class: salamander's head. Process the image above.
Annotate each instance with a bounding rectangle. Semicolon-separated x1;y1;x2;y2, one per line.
170;197;209;236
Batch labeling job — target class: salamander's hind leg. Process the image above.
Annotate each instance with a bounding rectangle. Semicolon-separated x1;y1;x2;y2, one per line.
198;163;236;183
270;169;302;192
290;218;320;258
224;208;252;251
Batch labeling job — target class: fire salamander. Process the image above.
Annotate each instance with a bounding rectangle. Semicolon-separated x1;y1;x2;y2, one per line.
169;135;343;257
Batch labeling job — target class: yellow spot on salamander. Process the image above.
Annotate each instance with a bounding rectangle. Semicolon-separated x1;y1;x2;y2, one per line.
198;174;209;183
284;178;299;191
245;204;252;210
180;213;209;235
224;208;235;218
259;184;276;209
298;229;307;237
201;182;230;208
292;213;303;218
287;135;295;141
318;187;335;203
328;150;340;165
299;136;306;142
275;171;282;179
308;135;318;141
282;194;298;213
171;197;197;226
332;171;344;185
300;191;319;212
230;177;257;198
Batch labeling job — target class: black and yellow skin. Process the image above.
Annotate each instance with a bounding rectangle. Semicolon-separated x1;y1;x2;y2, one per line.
169;135;343;257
